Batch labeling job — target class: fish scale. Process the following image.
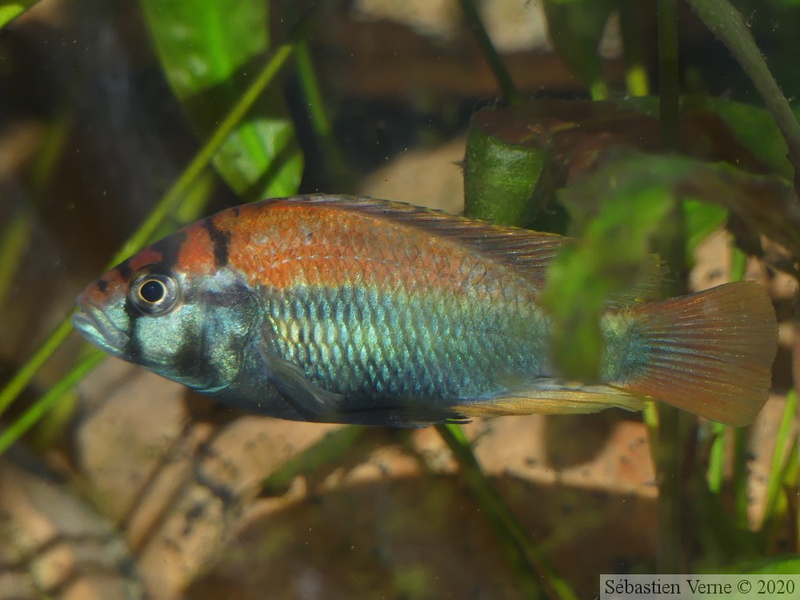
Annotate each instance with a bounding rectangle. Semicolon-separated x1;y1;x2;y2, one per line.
263;282;545;407
73;195;777;427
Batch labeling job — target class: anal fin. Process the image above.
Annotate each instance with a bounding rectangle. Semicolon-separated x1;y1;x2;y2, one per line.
335;405;470;428
453;378;646;418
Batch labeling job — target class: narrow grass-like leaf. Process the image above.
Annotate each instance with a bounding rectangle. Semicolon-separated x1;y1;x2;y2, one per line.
262;426;364;495
0;349;105;455
704;98;800;183
706;421;727;494
542;0;616;100
732;425;750;529
705;244;746;496
0;4;326;453
294;42;354;190
684;0;800;190
141;0;302;198
618;0;649;95
761;390;798;532
658;0;681;152
436;424;578;600
448;136;576;597
0;207;33;314
456;0;521;104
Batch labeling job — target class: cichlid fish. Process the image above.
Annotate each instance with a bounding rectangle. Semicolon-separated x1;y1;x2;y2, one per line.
73;195;777;427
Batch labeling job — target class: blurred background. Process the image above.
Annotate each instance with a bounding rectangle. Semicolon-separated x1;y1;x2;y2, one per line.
0;0;798;598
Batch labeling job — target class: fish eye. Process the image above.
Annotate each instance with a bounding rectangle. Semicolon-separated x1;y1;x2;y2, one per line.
129;269;179;315
139;279;166;303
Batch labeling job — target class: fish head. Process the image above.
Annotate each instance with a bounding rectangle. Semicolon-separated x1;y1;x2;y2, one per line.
73;224;260;393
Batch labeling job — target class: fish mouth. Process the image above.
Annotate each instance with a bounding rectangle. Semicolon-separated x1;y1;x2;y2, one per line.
72;301;130;356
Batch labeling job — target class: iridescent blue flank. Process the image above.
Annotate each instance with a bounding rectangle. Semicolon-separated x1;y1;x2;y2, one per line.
262;285;551;408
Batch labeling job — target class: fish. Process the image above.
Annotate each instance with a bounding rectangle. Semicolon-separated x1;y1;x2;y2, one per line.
72;195;778;427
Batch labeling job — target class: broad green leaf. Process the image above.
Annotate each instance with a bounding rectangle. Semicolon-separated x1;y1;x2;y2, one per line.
686;0;800;189
141;0;302;199
543;171;675;381
0;0;37;29
542;153;796;381
704;97;800;182
682;198;727;257
618;95;799;182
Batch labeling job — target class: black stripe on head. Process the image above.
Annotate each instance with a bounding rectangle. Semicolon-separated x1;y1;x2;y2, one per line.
116;260;133;282
149;231;188;271
204;218;231;268
124;308;144;360
121;231;188;361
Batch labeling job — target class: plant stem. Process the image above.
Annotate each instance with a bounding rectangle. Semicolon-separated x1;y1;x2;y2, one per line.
762;390;798;534
706;422;727;494
0;206;33;314
658;0;681;152
436;423;577;600
731;426;751;529
653;0;688;575
619;0;650;96
457;0;522;105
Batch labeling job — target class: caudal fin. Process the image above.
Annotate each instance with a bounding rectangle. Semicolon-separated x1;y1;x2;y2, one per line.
621;281;777;426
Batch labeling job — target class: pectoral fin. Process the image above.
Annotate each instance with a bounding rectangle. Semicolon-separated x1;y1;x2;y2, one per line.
452;378;646;417
255;337;468;426
256;344;345;422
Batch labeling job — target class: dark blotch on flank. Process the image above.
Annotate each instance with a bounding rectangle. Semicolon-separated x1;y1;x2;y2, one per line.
204;218;231;268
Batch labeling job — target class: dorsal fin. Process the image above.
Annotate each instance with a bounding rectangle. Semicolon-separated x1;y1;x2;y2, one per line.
257;194;661;302
260;194;566;288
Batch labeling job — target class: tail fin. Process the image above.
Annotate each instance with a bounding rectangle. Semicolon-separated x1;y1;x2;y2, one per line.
621;281;777;426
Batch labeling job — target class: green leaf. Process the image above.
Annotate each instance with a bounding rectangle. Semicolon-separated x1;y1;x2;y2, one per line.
542;0;616;99
685;0;800;189
542;152;795;381
682;198;727;257
262;426;364;495
141;0;302;199
707;555;800;574
703;97;800;182
0;0;37;29
543;173;675;381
